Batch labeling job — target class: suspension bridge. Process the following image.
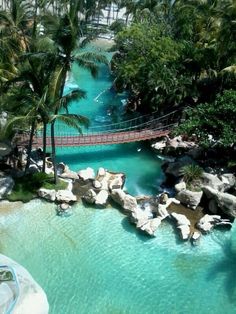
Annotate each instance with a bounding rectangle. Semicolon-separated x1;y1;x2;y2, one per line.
18;111;178;147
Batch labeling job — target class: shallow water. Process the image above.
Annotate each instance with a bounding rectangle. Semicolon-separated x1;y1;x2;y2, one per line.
1;41;236;314
1;200;236;314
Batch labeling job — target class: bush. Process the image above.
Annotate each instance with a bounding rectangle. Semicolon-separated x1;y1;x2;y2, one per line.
7;172;68;202
181;164;203;184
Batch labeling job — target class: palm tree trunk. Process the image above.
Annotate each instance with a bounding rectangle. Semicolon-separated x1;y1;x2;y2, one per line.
42;121;47;173
50;121;58;184
25;119;36;174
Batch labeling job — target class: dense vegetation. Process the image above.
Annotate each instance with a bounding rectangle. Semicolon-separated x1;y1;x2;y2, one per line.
0;0;109;182
111;0;236;147
0;0;235;182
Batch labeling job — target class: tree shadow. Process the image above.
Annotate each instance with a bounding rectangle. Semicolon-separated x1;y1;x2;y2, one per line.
207;235;236;304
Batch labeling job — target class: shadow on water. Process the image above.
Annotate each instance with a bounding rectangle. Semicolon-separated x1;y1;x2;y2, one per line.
207;234;236;304
121;217;152;243
56;144;136;166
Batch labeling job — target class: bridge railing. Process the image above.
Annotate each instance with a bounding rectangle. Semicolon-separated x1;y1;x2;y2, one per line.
53;110;178;137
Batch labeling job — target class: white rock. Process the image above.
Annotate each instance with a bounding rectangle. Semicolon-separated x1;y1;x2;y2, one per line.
93;180;102;189
152;140;166;150
177;224;190;240
111;189;137;212
139;217;162;236
157;204;169;220
38;188;56;202
196;214;221;233
219;173;236;191
78;167;95;181
60;203;71;210
200;172;225;191
0;254;49;314
176;189;203;210
131;208;150;226
202;186;218;199
56;190;77;203
192;231;201;241
95;190;109;206
216;192;236;218
171;212;191;226
97;167;106;177
174;181;186;193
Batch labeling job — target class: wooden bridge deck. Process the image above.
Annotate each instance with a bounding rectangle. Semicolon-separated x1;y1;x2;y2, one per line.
31;128;170;147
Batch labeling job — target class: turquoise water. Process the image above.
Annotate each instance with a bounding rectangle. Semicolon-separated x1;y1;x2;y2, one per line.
1;41;236;314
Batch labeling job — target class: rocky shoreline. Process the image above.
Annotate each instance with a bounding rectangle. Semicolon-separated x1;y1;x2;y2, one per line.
1;141;236;245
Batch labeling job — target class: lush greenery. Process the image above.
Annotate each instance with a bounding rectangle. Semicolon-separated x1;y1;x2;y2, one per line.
7;172;68;202
111;0;236;148
181;164;203;185
177;90;236;147
0;0;109;183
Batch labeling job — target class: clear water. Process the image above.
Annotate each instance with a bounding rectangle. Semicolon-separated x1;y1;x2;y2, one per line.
1;41;236;314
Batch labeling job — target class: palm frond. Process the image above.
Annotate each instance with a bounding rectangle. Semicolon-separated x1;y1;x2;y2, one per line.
50;114;89;132
76;52;108;65
73;58;98;77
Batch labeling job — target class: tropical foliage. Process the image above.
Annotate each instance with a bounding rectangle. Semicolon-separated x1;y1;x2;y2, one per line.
108;0;236;149
0;0;108;182
176;90;236;148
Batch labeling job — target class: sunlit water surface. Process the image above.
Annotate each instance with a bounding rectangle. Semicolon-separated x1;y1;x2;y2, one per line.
1;41;236;314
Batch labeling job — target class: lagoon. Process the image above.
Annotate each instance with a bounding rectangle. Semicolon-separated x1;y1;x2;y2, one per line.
1;41;236;314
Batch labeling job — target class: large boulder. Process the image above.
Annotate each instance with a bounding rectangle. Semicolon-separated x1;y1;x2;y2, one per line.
164;156;194;178
0;254;49;314
196;214;232;233
56;190;77;203
171;212;191;240
219;173;236;191
174;181;186;193
171;212;191;226
176;189;203;210
38;188;56;202
130;207;150;226
216;192;236;218
111;189;137;212
83;189;97;204
178;225;191;240
197;214;221;233
78;167;95;181
202;186;236;218
0;176;14;199
95;190;109;207
96;170;125;191
139;217;162;236
200;172;225;191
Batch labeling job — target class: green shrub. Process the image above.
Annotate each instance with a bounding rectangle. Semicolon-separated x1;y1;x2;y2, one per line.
7;172;68;202
181;164;203;184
